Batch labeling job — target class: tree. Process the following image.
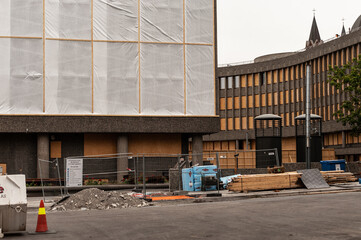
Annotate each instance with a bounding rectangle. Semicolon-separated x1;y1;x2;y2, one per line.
328;55;361;136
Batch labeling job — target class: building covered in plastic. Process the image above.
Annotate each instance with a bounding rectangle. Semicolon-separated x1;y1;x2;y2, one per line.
0;0;218;179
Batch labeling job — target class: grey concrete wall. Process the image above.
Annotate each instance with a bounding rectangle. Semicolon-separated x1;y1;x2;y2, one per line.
37;134;49;179
192;135;203;165
117;135;128;182
0;116;219;134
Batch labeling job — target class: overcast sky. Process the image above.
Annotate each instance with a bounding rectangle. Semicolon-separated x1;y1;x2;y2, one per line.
217;0;361;65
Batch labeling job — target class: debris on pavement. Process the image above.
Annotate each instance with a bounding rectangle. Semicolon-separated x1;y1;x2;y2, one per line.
50;188;148;211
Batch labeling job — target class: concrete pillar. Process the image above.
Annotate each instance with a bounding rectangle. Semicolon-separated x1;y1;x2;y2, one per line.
37;134;49;179
117;134;128;182
342;131;346;148
192;135;203;165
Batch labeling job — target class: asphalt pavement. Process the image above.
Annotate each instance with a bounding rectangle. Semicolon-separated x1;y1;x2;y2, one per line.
5;191;361;240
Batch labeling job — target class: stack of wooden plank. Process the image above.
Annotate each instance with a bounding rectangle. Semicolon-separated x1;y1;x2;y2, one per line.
227;172;303;192
321;170;358;184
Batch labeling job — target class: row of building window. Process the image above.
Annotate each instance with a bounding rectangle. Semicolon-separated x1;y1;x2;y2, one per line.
220;45;360;90
220;105;343;131
324;132;361;146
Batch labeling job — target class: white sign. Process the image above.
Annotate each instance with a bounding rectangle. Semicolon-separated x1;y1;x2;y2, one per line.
66;159;83;187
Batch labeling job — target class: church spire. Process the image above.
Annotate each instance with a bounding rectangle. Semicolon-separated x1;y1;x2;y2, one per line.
341;19;346;36
306;11;322;48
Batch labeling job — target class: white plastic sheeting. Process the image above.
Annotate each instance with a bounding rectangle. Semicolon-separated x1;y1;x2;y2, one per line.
0;39;43;114
141;0;183;43
0;0;43;37
46;0;91;39
186;45;214;115
94;42;139;114
0;0;215;116
45;40;92;114
94;0;138;41
186;0;213;44
141;44;184;115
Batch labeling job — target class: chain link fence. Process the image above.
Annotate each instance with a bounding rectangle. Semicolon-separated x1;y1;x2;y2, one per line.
36;148;281;200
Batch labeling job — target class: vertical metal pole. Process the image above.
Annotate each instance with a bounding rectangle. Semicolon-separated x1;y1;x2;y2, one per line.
38;159;45;202
142;155;146;196
274;148;280;166
135;155;138;190
216;152;220;193
246;132;249;150
177;156;182;191
64;158;69;195
306;65;311;169
56;158;63;197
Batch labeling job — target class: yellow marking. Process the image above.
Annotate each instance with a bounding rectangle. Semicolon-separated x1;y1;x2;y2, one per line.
38;207;46;215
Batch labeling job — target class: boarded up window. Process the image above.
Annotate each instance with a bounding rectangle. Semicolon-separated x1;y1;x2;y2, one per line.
84;134;117;156
227;118;233;130
242;117;247;130
235;117;240;130
50;141;62;159
220;118;226;131
227;97;233;110
234;97;240;109
220;98;226;110
248;96;253;108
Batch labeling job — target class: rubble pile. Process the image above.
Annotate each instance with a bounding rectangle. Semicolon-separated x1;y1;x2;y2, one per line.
51;188;148;211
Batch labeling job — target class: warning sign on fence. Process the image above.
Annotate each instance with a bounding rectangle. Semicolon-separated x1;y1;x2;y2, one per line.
66;158;83;187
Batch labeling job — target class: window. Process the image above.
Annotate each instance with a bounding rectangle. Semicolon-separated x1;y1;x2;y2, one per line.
261;72;266;85
227;76;233;89
220;77;226;89
235;76;240;88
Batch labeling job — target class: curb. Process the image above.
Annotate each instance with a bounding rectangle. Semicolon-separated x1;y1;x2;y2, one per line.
26;186;361;210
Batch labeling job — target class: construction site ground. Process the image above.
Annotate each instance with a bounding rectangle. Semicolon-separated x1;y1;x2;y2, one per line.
26;181;361;210
6;190;361;240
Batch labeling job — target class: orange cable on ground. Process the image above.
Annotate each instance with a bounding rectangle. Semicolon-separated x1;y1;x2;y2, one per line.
150;195;194;201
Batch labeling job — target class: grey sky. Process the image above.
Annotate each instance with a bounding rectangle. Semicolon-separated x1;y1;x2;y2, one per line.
217;0;361;65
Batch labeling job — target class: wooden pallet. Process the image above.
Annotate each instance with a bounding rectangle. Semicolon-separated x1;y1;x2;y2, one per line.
227;172;303;192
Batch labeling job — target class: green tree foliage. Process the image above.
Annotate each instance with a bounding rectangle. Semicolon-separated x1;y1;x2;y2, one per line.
328;55;361;136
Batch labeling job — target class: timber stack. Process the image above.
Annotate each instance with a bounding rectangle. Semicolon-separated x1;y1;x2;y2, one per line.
321;170;358;184
227;172;303;193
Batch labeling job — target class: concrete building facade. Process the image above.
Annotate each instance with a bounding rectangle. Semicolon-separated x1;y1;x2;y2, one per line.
0;0;219;179
205;15;361;163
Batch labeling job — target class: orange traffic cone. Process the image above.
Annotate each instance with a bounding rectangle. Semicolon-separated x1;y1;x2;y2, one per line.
36;200;48;232
28;200;56;235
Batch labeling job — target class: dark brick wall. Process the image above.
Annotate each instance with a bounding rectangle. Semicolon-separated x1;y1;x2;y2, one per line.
0;133;37;178
49;134;84;179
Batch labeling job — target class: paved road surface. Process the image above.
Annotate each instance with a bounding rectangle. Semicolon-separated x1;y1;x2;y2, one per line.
5;192;361;240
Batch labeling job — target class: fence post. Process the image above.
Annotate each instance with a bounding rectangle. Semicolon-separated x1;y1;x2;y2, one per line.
134;155;137;190
177;155;181;191
38;158;46;202
142;155;146;196
274;148;280;166
216;152;220;194
56;158;63;197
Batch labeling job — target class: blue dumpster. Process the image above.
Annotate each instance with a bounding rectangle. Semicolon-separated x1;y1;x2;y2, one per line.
320;160;346;171
182;168;194;191
182;166;218;191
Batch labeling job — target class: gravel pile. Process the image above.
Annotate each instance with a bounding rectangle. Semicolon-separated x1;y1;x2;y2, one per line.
51;188;148;211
